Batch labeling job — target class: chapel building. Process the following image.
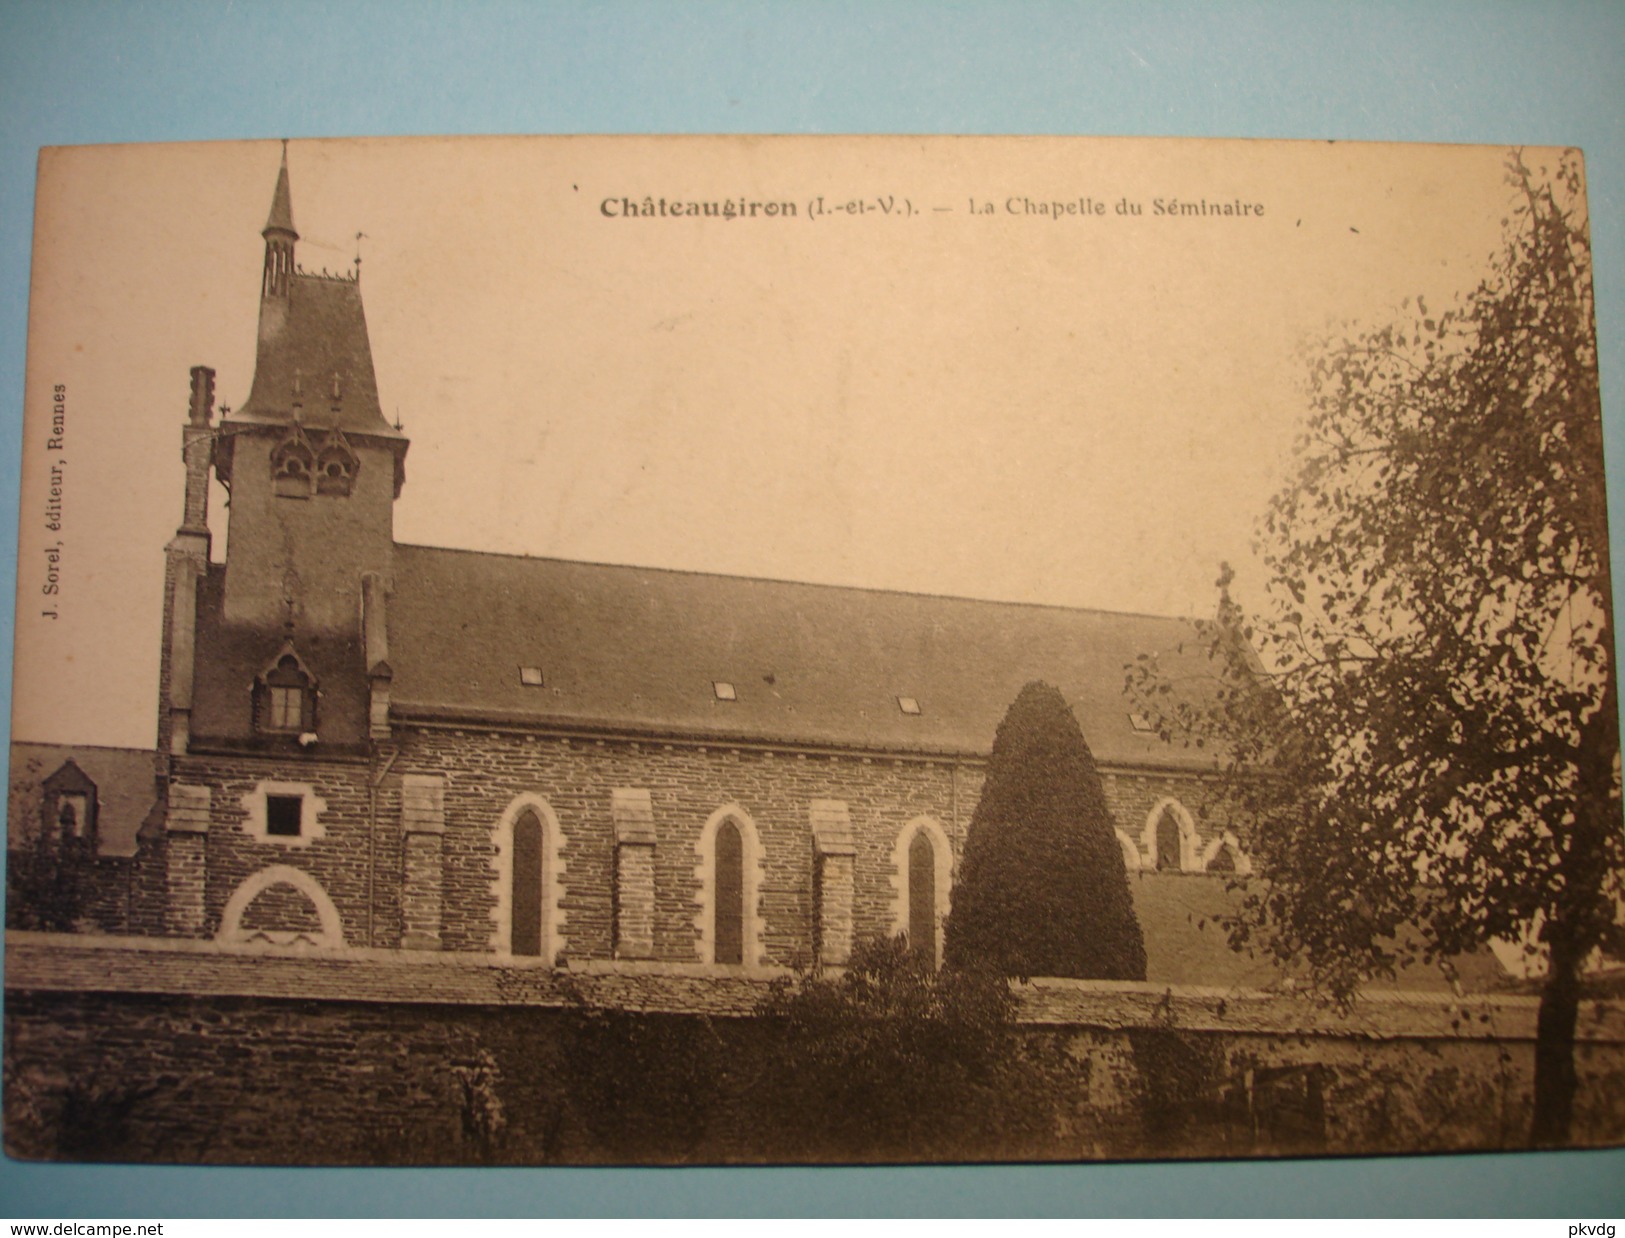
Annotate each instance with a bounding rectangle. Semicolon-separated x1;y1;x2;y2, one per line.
16;154;1300;983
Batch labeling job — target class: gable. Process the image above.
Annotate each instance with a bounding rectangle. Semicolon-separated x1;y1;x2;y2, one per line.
7;742;158;857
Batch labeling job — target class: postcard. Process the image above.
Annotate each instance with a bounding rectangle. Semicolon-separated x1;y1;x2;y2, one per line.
5;135;1621;1164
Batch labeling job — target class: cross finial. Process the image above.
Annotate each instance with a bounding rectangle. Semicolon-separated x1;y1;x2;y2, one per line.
281;567;299;629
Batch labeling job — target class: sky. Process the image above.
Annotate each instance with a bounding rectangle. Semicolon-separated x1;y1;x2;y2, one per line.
13;135;1525;749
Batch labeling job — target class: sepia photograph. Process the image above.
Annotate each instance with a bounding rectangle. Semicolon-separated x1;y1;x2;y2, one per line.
3;134;1622;1166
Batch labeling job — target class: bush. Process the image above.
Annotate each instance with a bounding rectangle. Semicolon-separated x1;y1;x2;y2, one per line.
945;680;1147;980
6;758;87;932
561;1007;728;1162
750;935;1038;1161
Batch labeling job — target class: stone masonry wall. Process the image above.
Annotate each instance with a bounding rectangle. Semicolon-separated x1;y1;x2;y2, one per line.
1101;766;1229;869
398;726;995;965
168;752;397;949
157;733;1229;964
6;981;1623;1165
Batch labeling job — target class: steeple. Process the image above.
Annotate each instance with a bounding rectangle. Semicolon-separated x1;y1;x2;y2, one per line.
233;145;400;444
262;141;298;298
213;145;408;649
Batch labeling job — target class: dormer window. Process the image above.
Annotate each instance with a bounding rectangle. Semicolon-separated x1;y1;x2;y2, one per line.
41;760;98;850
274;453;311;497
268;677;306;729
315;431;359;497
271;428;317;499
255;646;317;735
57;796;88;838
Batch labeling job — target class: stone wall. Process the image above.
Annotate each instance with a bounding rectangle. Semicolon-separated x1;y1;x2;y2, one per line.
5;935;1623;1165
397;725;988;965
1103;766;1228;868
157;725;1226;967
18;721;1236;965
165;751;398;949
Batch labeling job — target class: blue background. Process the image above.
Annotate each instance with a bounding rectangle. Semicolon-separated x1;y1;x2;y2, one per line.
2;0;1624;1218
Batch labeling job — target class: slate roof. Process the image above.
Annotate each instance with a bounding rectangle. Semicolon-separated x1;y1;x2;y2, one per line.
231;271;401;440
211;156;1217;763
7;742;158;858
387;543;1224;765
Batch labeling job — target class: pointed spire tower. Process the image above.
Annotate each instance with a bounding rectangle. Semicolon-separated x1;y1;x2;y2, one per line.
262;141;298;298
192;144;409;751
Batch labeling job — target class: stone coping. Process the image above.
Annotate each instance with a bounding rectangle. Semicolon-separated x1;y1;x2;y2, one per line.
6;931;1623;1043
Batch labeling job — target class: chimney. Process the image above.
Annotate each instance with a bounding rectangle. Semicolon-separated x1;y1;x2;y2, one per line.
188;365;216;426
180;366;216;534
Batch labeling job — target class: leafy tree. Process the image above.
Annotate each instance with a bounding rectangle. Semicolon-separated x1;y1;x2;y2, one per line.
1128;149;1623;1145
5;759;91;933
944;680;1147;981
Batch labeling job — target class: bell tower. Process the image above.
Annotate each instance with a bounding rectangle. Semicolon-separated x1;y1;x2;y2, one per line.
194;145;408;748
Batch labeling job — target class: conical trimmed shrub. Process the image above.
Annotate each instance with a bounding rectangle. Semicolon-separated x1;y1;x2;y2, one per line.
945;680;1147;980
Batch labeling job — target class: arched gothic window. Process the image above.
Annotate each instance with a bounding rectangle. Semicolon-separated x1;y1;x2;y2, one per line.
271;429;316;499
254;646;317;734
893;817;952;968
694;805;762;967
1201;831;1253;876
315;431;359;497
1155;806;1182;871
1144;798;1200;873
492;795;567;962
714;818;744;965
510;808;545;957
908;831;936;963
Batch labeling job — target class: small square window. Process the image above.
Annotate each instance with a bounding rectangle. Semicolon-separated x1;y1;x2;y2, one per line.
713;681;737;701
266;794;303;837
519;666;545;687
897;696;921;715
1129;712;1154;733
